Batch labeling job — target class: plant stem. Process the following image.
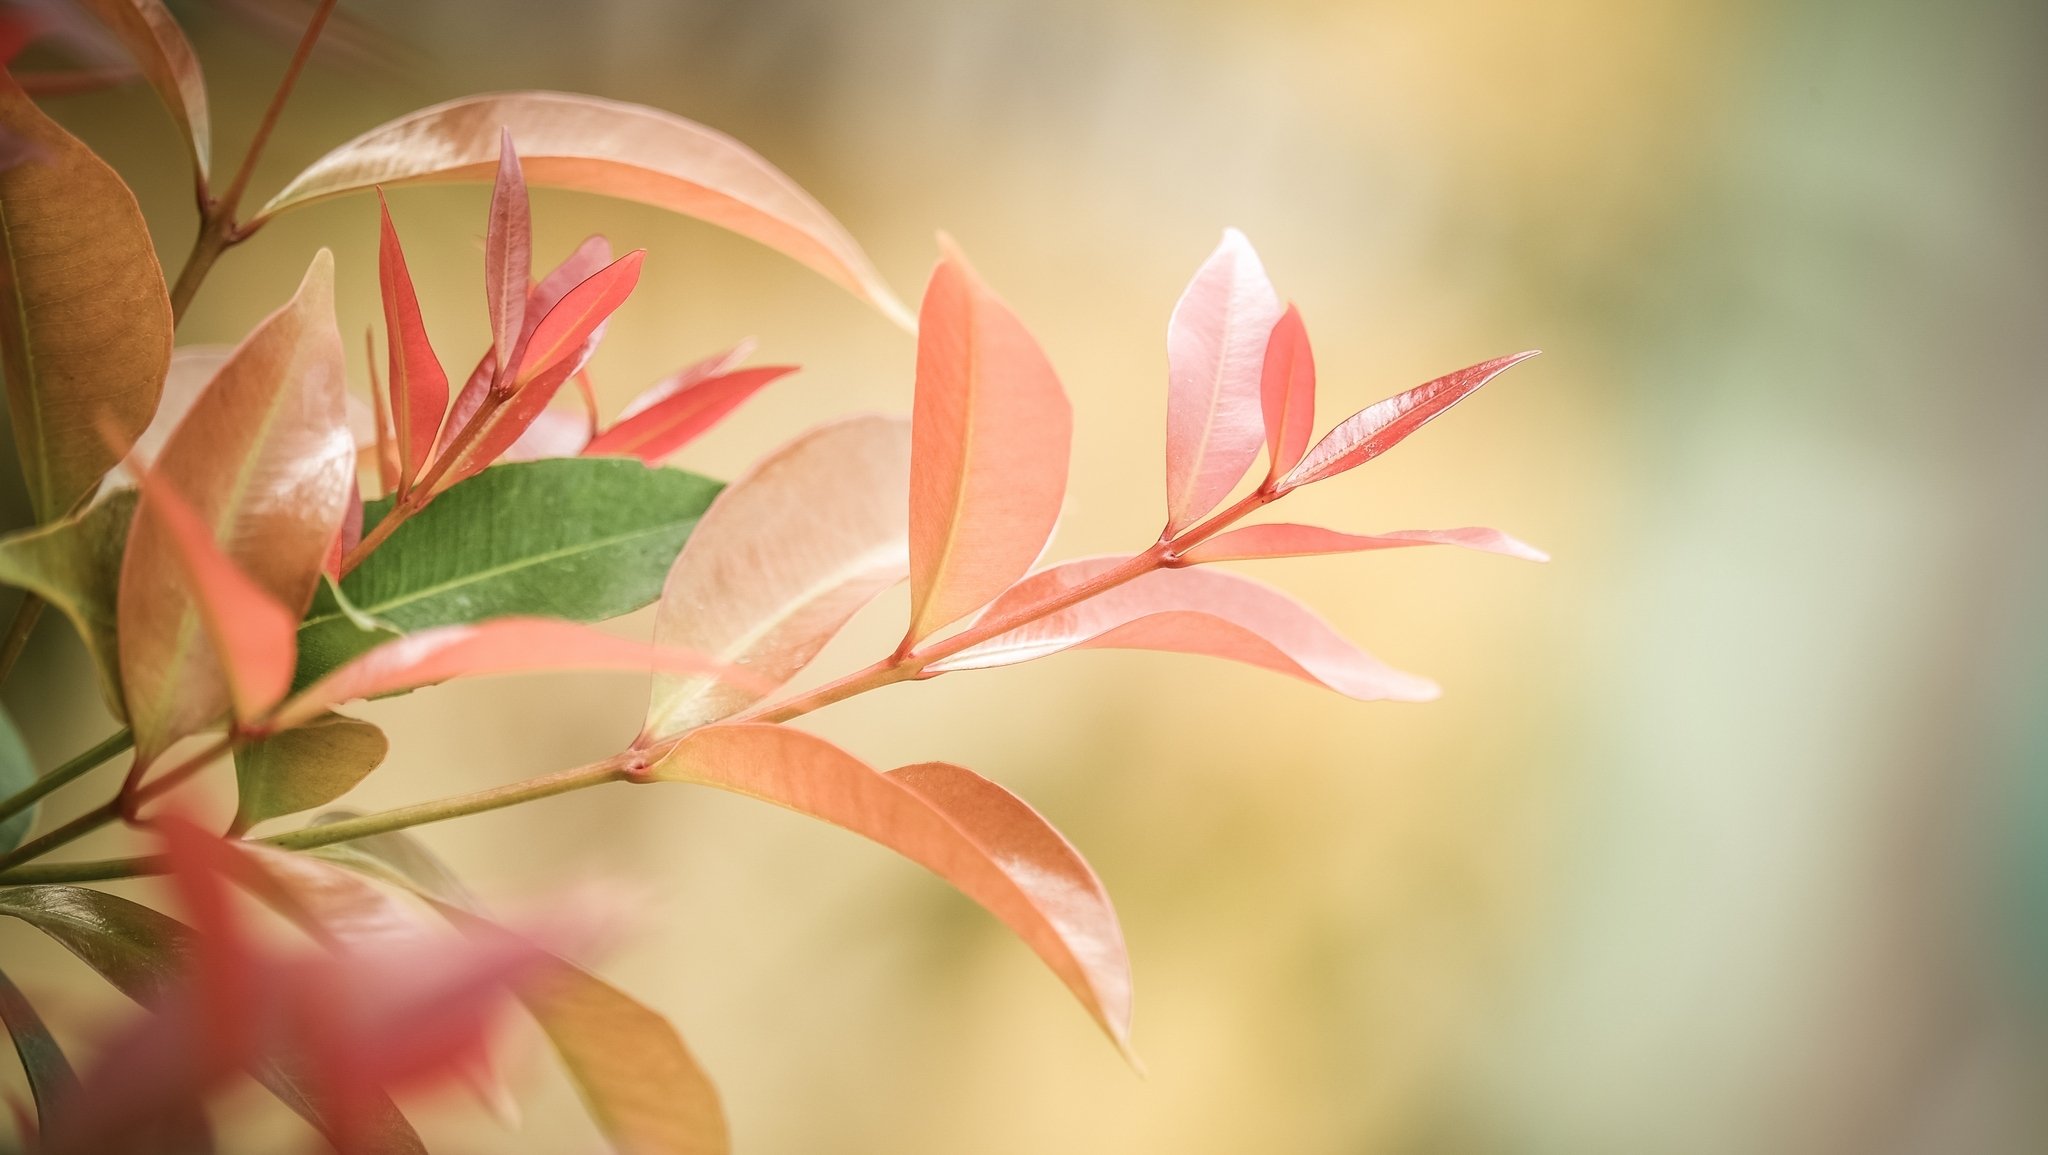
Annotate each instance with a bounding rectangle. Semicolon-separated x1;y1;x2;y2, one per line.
265;758;633;852
0;595;44;685
0;730;132;830
215;0;337;222
168;215;234;323
0;800;118;874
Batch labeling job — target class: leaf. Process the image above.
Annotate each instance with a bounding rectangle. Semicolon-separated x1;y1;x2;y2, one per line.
72;0;210;182
295;458;721;685
614;340;756;422
643;415;910;740
0;490;135;717
583;365;796;463
1259;304;1316;482
1275;351;1540;492
1163;229;1282;534
0;705;30;851
114;346;380;489
275;617;749;730
1179;523;1549;565
930;557;1439;702
117;251;354;768
905;239;1072;644
256;92;911;327
502;408;591;461
233;713;389;830
649;725;1133;1051
442;236;613;459
291;577;401;692
483;129;531;384
0;70;172;523
377;195;450;492
0;885;427;1153
0;964;78;1120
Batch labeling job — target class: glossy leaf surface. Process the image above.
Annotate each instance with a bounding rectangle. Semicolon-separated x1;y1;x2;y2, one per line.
1259;304;1316;481
0;705;32;851
0;71;171;522
73;0;210;180
258;92;911;326
933;558;1440;702
905;241;1072;643
1164;229;1281;534
377;196;450;489
583;365;795;463
650;725;1133;1051
0;491;136;716
1180;523;1549;565
233;713;389;830
0;964;77;1119
1276;351;1540;492
117;252;354;767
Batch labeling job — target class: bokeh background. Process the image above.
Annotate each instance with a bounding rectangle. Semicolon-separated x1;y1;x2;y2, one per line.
4;0;2046;1151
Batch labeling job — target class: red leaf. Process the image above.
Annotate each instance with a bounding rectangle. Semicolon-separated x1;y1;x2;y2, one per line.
376;194;449;491
1259;304;1316;482
931;558;1439;701
442;235;613;456
613;339;755;421
500;408;591;462
650;724;1134;1053
1164;229;1281;534
583;365;795;463
1179;523;1549;565
483;129;531;387
1276;351;1540;492
516;250;642;385
905;238;1072;644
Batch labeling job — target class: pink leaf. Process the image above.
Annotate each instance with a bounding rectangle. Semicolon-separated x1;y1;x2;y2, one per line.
1163;229;1282;534
442;235;613;457
1276;351;1540;492
1259;304;1316;482
614;339;756;421
643;415;911;740
583;365;795;463
1179;523;1549;565
649;724;1133;1053
931;558;1439;702
376;193;450;491
499;408;592;462
905;238;1072;644
483;129;531;386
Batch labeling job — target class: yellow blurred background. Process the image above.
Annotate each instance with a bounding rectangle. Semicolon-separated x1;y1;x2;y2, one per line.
5;0;2047;1151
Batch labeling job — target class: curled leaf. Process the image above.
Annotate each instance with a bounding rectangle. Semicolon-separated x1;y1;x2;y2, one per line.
1164;229;1281;534
1276;351;1540;492
1179;523;1549;565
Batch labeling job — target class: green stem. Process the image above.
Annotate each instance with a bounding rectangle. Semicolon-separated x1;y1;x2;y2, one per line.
264;758;631;852
0;730;132;830
0;801;118;874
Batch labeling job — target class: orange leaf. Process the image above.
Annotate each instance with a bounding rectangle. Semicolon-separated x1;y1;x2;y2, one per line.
376;194;450;491
649;724;1134;1053
643;415;911;740
905;239;1071;644
256;92;911;327
1179;523;1548;565
1276;351;1540;492
1259;304;1316;482
1163;229;1281;534
73;0;210;182
931;558;1439;701
583;365;795;463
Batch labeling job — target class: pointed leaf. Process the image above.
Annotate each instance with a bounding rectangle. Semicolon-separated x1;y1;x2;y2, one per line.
644;415;910;740
905;240;1072;643
117;252;354;768
72;0;210;181
0;70;171;522
0;965;78;1120
1259;304;1315;481
932;558;1439;701
233;714;389;830
0;491;136;716
114;346;379;488
292;577;401;693
1164;229;1281;534
0;705;31;851
1180;523;1549;565
484;129;531;382
377;195;450;490
615;340;757;422
443;236;613;457
1276;351;1540;492
257;92;911;326
584;365;795;463
649;725;1132;1050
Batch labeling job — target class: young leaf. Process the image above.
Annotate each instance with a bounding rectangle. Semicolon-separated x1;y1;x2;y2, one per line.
644;415;911;740
502;408;593;462
72;0;210;182
233;713;389;831
443;235;614;457
118;252;355;768
649;725;1133;1052
0;965;78;1120
905;240;1072;644
583;365;796;463
614;340;757;422
0;491;137;717
1164;229;1282;534
1179;523;1549;565
0;70;171;522
1259;304;1316;482
257;92;912;327
377;194;450;491
484;129;531;384
1275;351;1540;492
0;705;33;851
930;558;1440;702
296;458;722;684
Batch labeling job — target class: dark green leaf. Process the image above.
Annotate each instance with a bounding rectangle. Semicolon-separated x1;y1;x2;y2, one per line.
233;715;390;830
0;963;78;1116
305;812;474;909
0;706;31;852
294;458;721;685
0;491;138;717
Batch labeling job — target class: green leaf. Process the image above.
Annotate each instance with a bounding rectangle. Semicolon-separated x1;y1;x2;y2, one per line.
0;963;78;1117
0;885;426;1153
0;491;138;718
0;706;31;852
295;458;721;685
232;714;390;830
